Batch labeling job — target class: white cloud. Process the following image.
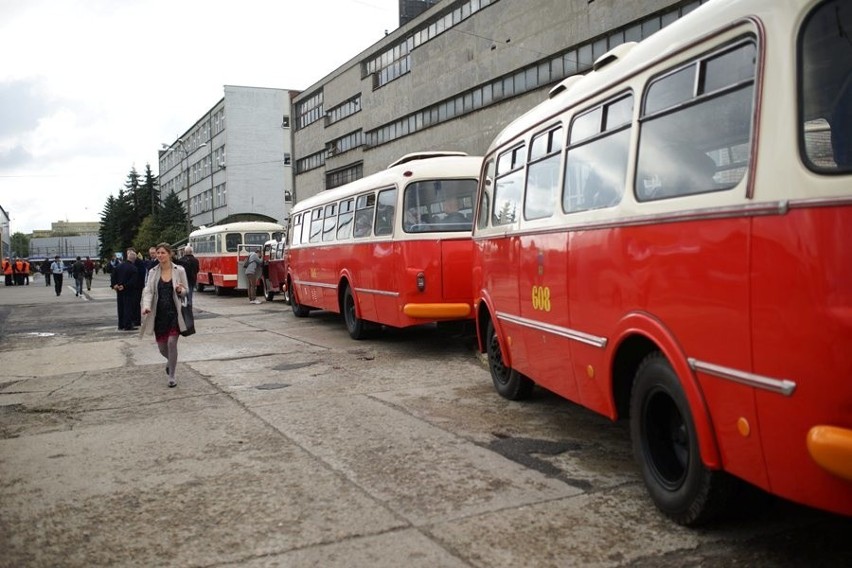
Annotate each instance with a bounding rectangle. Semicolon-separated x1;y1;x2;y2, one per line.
0;0;399;234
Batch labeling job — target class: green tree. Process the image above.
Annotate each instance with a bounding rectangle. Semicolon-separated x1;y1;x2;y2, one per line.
158;191;191;245
10;232;30;258
139;163;160;219
133;215;162;253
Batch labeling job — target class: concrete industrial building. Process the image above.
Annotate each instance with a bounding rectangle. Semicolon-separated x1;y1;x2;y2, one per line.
292;0;703;203
158;85;297;231
28;221;100;260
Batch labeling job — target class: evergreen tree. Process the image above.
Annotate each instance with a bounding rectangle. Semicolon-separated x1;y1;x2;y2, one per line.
124;167;143;226
159;191;191;245
139;163;160;219
99;195;120;259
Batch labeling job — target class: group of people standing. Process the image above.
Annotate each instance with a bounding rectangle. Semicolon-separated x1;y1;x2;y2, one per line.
110;244;199;388
2;257;31;286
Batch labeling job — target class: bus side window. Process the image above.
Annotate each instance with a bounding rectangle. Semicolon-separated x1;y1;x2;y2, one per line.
309;208;324;243
525;126;563;220
225;233;241;252
477;159;495;230
493;145;525;225
322;203;338;242
636;40;755;201
353;193;375;238
337;199;354;240
375;188;397;236
564;96;631;213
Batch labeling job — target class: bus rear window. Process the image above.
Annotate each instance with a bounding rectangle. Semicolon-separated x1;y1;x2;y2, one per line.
799;0;852;172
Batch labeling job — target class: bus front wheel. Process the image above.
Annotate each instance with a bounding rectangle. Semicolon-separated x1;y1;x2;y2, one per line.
196;283;205;293
343;286;367;340
214;285;224;296
630;352;733;526
486;319;533;400
263;279;276;302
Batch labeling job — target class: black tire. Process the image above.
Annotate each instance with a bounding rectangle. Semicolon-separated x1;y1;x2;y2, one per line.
343;286;367;340
196;283;205;293
486;319;533;400
290;279;310;317
630;352;733;526
282;285;291;306
263;279;276;302
214;285;224;296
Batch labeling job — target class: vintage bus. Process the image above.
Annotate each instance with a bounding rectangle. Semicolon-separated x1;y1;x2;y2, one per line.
260;237;289;303
472;0;851;525
188;221;285;295
287;151;482;339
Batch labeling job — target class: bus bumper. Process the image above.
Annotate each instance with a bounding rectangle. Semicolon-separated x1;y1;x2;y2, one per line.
807;425;852;481
403;303;471;319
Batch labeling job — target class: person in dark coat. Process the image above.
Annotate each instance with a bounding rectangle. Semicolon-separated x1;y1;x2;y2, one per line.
111;253;140;331
131;249;146;327
177;245;200;305
40;258;51;286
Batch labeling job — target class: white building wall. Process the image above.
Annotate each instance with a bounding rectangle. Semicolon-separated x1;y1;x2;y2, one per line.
158;86;295;234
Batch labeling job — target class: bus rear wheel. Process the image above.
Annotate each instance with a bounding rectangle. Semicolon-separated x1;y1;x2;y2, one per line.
290;279;310;317
630;352;733;526
486;319;533;400
196;283;205;293
343;286;367;340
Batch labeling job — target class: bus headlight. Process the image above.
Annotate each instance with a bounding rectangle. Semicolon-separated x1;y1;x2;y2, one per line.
416;272;426;291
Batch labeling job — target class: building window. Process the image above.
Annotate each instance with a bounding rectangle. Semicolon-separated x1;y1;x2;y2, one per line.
327;130;363;158
296;90;324;129
326;162;363;190
364;0;501;89
295;150;326;174
326;94;362;125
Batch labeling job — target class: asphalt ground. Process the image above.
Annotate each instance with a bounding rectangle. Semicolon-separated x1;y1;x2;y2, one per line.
1;273;850;567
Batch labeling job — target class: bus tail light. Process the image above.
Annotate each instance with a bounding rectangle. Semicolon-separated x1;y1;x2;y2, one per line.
416;272;426;291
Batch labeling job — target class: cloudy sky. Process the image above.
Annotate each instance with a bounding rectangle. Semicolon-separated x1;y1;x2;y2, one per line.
0;0;399;235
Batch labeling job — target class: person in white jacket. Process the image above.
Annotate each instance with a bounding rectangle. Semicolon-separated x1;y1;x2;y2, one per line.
140;243;189;388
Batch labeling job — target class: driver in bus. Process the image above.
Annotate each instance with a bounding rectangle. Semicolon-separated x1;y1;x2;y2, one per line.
442;196;467;223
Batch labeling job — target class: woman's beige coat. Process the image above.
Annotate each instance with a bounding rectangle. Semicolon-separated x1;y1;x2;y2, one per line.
139;263;189;337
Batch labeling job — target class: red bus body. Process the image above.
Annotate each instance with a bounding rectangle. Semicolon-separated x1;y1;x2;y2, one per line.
472;0;851;523
287;153;482;338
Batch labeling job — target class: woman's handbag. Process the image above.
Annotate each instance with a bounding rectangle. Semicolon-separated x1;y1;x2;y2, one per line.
180;297;196;337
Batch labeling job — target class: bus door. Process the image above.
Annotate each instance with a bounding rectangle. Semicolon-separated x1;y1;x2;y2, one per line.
488;150;528;367
516;125;581;401
368;187;399;324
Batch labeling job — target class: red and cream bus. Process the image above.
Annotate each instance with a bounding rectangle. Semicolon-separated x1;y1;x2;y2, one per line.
472;0;851;525
287;151;482;339
188;221;285;295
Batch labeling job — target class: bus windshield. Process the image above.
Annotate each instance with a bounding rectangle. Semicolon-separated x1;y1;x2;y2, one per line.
403;179;478;232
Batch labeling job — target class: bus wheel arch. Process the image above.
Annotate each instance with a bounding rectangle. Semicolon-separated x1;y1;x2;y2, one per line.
609;317;722;471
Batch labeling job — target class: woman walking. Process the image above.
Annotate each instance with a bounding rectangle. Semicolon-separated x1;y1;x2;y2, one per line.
140;243;189;388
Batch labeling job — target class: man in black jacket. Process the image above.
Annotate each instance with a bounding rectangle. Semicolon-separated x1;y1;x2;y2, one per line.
111;253;139;331
177;245;200;305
